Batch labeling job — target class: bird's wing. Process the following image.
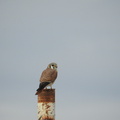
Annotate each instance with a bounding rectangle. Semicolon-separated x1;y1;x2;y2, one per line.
40;68;57;83
37;82;50;91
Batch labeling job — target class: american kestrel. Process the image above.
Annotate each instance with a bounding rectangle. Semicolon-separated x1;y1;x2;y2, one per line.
35;62;58;95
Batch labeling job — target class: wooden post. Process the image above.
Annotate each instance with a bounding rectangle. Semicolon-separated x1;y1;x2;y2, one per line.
37;89;55;120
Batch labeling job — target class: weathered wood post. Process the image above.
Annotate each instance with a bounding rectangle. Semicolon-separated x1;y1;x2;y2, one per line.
37;89;55;120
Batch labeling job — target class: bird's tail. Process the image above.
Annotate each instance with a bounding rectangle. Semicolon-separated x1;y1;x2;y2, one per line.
35;88;42;95
35;82;50;95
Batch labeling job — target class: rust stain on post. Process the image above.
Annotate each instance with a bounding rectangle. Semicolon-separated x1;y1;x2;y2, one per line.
37;89;55;120
38;89;55;103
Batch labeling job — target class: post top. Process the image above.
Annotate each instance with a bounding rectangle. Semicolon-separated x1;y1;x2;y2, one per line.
38;89;55;103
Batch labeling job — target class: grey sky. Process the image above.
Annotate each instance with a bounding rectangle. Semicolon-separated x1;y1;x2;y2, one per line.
0;0;120;120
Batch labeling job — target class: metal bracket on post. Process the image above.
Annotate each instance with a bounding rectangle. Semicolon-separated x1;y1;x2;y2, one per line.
37;89;55;120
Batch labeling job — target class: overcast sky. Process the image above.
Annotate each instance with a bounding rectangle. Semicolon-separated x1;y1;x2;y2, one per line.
0;0;120;120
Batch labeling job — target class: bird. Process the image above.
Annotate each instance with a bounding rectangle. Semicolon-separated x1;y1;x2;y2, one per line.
35;62;58;95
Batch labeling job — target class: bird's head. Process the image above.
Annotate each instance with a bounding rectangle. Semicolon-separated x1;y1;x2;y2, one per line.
48;62;58;70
